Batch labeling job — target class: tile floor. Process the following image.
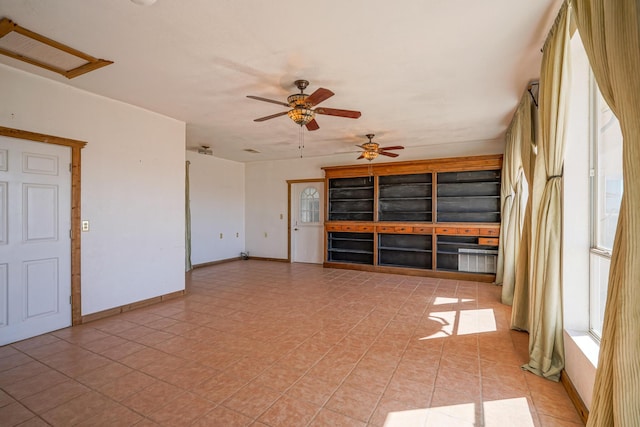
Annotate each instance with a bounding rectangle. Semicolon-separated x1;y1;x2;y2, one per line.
0;260;584;426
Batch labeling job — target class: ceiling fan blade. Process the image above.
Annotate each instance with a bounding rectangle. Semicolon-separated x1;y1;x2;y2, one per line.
253;111;288;122
357;154;365;160
305;119;320;131
315;108;361;119
379;146;404;151
306;88;334;106
379;151;399;158
247;95;290;107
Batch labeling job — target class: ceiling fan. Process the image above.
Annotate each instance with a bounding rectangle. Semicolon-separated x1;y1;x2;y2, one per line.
247;80;361;131
187;145;213;155
356;134;404;161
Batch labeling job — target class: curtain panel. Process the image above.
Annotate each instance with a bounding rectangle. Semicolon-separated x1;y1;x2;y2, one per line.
572;0;640;424
511;93;536;331
497;92;528;307
524;1;572;382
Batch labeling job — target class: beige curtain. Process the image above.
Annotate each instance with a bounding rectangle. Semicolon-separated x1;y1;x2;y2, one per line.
523;2;572;382
497;93;528;306
572;1;640;424
510;92;536;331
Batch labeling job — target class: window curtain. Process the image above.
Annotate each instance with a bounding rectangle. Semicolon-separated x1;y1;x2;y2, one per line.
510;92;536;331
497;92;529;306
571;1;640;424
185;160;192;272
523;1;572;382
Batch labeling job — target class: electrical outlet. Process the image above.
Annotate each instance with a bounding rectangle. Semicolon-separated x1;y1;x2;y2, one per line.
82;220;89;232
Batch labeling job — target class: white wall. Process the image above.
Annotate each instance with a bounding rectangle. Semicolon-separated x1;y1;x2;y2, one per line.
245;140;504;259
187;151;245;264
0;64;186;316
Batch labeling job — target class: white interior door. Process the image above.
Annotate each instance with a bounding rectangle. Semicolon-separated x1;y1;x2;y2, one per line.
291;182;324;264
0;137;71;346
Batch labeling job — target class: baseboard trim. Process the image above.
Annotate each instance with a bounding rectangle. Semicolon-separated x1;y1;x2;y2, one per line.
81;290;185;324
246;256;289;263
193;256;241;268
560;369;589;424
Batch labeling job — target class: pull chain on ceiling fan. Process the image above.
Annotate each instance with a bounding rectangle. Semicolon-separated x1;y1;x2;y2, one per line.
247;80;361;131
356;134;404;161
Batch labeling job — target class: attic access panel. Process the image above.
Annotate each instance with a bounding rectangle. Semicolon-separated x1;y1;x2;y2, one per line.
0;18;113;79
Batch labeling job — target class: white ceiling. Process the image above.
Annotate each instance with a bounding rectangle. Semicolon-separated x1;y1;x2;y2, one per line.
0;0;561;162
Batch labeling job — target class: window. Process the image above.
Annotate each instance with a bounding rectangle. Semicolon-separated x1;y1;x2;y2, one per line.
589;83;622;338
300;187;320;223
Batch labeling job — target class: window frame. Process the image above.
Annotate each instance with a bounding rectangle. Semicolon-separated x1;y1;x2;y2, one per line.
299;186;320;224
588;71;622;339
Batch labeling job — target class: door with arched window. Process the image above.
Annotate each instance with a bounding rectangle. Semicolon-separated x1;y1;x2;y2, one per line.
291;181;324;263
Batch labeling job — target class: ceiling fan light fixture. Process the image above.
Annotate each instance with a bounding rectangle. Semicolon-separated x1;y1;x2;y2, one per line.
363;150;378;161
287;107;315;126
287;93;309;108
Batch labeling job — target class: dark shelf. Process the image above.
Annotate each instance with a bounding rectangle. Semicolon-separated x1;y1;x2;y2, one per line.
328;248;373;254
328;231;374;265
379;197;432;201
379;246;432;253
330;198;375;201
329;186;374;191
328;177;375;222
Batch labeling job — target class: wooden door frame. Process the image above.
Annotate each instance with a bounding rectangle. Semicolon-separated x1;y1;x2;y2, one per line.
0;126;86;326
286;178;324;263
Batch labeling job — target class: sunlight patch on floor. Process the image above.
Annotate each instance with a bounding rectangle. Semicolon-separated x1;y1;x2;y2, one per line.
432;296;475;305
383;398;534;427
420;308;497;340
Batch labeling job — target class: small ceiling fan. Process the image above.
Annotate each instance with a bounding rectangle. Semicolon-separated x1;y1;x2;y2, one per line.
356;134;404;161
187;145;213;155
247;80;361;131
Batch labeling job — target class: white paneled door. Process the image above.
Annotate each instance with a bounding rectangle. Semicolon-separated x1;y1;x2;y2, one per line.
291;182;324;264
0;137;71;346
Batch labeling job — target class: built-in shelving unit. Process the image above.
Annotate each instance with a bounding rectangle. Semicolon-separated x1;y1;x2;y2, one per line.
378;173;432;222
328;176;374;221
327;232;374;265
322;154;502;282
436;235;498;273
378;233;432;269
437;170;501;223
